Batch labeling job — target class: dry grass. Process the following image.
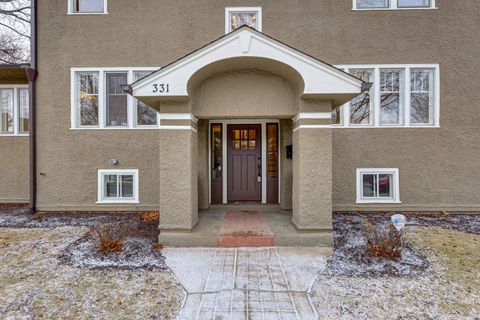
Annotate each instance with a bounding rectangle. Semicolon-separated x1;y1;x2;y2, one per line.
364;221;403;260
140;211;160;222
94;223;127;253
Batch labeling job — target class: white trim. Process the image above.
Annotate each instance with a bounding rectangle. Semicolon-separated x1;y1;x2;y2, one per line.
208;119;280;205
352;0;437;10
356;168;401;204
159;125;197;132
67;0;108;14
159;113;198;123
293;125;331;132
292;112;331;122
97;169;139;204
334;64;440;128
225;7;262;34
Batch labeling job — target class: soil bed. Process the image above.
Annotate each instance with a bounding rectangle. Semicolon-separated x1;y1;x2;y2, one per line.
327;212;480;277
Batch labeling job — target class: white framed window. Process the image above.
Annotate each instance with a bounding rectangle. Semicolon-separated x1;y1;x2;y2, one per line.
97;169;139;203
225;7;262;34
68;0;107;14
0;85;29;136
334;64;440;128
71;67;160;129
353;0;436;10
356;168;400;204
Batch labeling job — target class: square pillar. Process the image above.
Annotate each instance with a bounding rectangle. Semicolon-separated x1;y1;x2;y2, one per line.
292;106;333;231
159;127;198;230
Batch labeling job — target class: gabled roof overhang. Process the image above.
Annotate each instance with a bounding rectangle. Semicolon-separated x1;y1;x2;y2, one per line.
0;64;30;84
131;26;365;108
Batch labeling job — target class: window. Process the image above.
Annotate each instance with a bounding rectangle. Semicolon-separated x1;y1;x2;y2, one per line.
0;86;29;136
356;168;400;203
225;7;262;33
69;0;107;14
410;69;434;125
98;169;139;203
380;69;403;125
134;71;157;126
350;69;374;125
76;72;99;127
354;0;435;9
72;68;159;129
105;72;128;127
334;64;439;128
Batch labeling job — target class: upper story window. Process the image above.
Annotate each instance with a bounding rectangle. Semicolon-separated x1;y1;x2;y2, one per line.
225;7;262;34
333;64;439;128
354;0;436;10
69;0;107;14
0;86;29;136
71;68;159;129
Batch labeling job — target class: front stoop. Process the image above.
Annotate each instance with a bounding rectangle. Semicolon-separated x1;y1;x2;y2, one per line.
158;210;333;247
218;212;274;247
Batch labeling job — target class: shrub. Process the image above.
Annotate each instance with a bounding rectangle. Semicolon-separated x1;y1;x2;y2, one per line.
94;223;127;253
363;221;403;260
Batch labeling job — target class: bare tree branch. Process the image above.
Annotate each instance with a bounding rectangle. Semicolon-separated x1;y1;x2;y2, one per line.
0;0;30;64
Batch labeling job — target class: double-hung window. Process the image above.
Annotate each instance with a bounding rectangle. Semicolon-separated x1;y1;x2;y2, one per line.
333;65;439;128
98;169;139;203
72;68;159;129
354;0;435;9
69;0;107;14
0;86;29;135
356;168;400;203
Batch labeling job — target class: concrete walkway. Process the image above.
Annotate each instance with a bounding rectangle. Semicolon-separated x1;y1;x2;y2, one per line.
164;247;331;320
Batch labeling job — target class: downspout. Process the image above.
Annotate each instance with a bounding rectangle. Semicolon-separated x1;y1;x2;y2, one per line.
26;0;37;213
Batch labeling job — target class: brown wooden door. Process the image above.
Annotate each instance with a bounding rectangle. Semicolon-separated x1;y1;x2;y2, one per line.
227;124;262;202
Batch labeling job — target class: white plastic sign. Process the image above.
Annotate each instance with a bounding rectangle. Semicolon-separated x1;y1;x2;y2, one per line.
391;214;406;231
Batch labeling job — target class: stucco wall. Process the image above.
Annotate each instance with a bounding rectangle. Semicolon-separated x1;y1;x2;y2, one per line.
29;0;480;211
0;137;29;203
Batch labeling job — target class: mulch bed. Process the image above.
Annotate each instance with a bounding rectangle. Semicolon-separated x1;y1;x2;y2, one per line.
325;212;480;277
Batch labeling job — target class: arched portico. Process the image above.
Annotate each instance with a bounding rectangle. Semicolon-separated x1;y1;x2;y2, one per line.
128;26;366;246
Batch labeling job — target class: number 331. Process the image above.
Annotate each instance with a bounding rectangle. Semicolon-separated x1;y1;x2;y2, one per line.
153;83;170;93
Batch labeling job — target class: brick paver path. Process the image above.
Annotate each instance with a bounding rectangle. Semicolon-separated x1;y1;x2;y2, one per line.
218;212;274;247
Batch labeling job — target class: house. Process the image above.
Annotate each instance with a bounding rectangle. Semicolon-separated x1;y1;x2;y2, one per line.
1;0;478;246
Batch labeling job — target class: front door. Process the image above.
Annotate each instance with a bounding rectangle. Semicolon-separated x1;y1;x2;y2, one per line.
227;124;262;202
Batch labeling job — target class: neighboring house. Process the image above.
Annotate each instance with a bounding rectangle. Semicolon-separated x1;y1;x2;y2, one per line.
1;0;479;245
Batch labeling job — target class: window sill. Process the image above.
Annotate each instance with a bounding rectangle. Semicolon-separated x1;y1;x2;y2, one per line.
333;125;440;129
356;200;402;204
67;12;108;15
71;127;159;130
0;133;29;137
96;200;139;204
352;7;438;11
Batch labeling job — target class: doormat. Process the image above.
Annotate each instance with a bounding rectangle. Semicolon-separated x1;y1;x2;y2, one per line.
218;211;274;247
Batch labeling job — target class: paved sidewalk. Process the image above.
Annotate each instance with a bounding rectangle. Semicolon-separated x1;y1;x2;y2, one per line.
164;247;331;320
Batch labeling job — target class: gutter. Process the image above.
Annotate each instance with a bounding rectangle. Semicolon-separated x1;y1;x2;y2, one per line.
26;0;37;214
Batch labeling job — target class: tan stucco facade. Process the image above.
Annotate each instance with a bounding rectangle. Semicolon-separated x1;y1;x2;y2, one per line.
1;0;479;228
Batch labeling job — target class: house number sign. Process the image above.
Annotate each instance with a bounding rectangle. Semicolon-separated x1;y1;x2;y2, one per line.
152;83;170;93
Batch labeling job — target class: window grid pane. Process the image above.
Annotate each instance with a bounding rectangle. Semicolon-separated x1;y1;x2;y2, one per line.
18;89;29;133
0;89;14;133
356;0;389;8
230;12;258;31
398;0;430;7
104;174;118;198
76;0;104;13
410;69;434;125
120;175;134;198
349;69;374;125
106;73;128;127
380;69;403;125
77;72;99;126
134;71;157;126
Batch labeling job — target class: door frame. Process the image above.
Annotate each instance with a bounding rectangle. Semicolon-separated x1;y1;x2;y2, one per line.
208;119;280;204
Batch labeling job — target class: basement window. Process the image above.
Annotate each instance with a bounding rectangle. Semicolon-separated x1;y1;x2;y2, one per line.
97;169;139;203
69;0;107;14
356;168;400;203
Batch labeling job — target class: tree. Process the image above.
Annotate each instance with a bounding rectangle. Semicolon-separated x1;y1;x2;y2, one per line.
0;0;30;64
